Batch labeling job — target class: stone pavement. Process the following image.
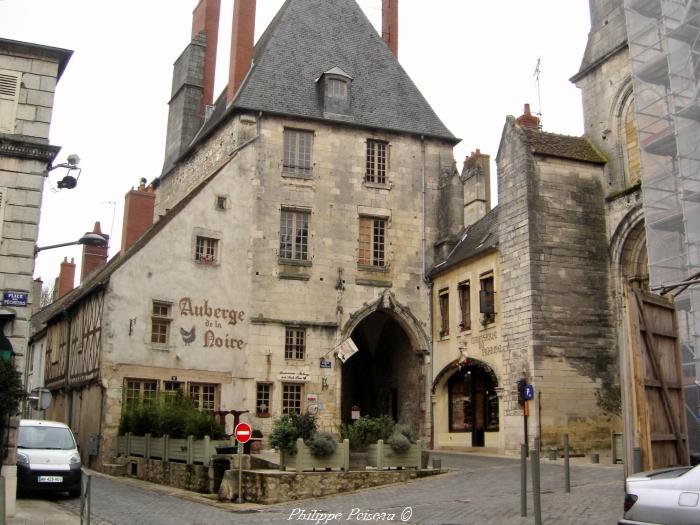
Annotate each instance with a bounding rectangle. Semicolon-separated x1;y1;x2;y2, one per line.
8;497;79;525
13;452;627;524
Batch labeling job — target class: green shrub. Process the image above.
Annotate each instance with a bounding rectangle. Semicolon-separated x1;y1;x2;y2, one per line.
341;415;395;451
388;431;411;453
118;392;224;439
269;412;318;454
393;423;416;443
307;432;337;457
0;358;25;419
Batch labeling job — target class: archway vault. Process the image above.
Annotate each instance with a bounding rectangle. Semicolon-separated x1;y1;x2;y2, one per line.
340;290;429;355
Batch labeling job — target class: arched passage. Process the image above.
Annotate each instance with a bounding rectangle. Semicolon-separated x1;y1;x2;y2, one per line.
339;291;428;432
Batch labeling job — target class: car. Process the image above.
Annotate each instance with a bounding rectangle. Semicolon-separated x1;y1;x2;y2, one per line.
16;419;82;497
619;463;700;525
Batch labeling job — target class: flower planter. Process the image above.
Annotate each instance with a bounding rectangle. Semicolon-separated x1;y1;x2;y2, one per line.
117;433;231;464
280;438;350;471
367;439;422;469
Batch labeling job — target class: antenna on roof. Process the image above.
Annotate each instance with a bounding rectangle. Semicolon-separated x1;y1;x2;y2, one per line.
533;57;543;129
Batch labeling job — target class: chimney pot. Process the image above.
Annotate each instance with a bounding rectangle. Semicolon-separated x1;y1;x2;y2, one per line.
382;0;399;58
516;103;541;129
227;0;256;104
192;0;221;116
81;222;109;282
121;181;155;253
57;256;76;298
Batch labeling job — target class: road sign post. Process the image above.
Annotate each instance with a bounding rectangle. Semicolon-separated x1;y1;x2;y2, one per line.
234;422;251;504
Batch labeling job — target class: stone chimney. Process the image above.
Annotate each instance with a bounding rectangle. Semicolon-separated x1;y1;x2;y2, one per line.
57;257;75;298
192;0;221;116
31;277;43;314
121;179;155;252
162;0;222;173
462;149;491;228
227;0;256;105
382;0;398;58
81;222;109;282
515;103;540;129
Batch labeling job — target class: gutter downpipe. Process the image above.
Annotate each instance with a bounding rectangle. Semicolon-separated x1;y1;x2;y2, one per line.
420;135;435;449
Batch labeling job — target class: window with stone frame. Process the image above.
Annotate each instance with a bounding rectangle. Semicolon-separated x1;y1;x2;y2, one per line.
256;382;272;417
124;379;158;407
282;383;303;414
195;236;218;264
151;301;172;345
163;380;183;403
189;383;217;412
458;281;471;331
366;140;388;184
358;216;386;267
283;128;313;176
284;327;306;360
439;288;450;337
279;208;310;261
479;273;496;325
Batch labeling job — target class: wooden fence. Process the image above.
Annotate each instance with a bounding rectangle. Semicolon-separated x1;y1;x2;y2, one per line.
117;434;232;465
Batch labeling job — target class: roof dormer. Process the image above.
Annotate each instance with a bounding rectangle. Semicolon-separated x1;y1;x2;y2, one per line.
317;66;353;118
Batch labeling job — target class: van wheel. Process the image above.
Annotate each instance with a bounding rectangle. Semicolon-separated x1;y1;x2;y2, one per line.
69;488;81;498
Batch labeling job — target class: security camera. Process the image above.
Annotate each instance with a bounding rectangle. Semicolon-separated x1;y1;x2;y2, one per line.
66;154;81;166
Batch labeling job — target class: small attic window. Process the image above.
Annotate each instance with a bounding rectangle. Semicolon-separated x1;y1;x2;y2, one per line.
318;67;353;117
327;78;347;99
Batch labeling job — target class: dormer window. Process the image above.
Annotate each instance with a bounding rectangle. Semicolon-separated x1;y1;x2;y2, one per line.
317;67;353;117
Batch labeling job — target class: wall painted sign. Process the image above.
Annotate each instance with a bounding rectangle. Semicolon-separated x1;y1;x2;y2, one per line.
177;297;246;349
2;291;28;307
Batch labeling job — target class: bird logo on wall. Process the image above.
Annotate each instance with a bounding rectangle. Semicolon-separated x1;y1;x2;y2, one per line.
180;326;196;345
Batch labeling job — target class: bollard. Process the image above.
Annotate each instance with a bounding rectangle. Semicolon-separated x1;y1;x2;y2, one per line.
633;448;642;474
531;438;542;525
80;471;91;525
1;475;5;525
520;443;527;517
563;433;570;493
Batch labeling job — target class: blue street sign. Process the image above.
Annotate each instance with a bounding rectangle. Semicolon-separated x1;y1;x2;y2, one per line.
523;384;534;401
2;291;28;307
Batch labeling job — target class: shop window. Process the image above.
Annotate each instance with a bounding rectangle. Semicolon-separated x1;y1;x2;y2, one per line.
282;383;302;414
124;379;158;407
189;383;217;412
256;383;272;417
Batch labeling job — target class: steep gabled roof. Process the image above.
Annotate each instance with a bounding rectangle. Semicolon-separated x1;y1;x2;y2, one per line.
429;207;500;278
185;0;457;163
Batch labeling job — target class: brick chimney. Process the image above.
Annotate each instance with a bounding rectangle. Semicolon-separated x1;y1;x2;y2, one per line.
192;0;221;116
121;179;155;252
57;257;76;298
227;0;256;104
462;149;491;228
516;103;541;129
81;222;109;282
382;0;398;58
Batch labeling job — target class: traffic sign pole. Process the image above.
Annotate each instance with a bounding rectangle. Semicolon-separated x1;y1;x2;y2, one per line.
233;422;252;504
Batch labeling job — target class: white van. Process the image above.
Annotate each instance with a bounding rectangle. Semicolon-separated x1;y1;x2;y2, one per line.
16;419;82;497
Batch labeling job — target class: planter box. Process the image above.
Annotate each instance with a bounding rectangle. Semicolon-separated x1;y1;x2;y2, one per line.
117;433;232;465
280;438;350;471
367;439;422;469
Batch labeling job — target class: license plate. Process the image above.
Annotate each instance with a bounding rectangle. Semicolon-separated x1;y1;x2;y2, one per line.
38;476;63;483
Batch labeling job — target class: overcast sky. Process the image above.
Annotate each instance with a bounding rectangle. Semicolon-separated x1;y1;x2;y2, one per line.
1;0;591;286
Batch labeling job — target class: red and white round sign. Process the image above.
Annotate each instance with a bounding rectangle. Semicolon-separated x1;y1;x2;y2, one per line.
234;422;252;444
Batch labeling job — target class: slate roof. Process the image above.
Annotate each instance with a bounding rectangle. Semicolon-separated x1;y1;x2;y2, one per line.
178;0;457;173
521;128;606;164
429;207;499;278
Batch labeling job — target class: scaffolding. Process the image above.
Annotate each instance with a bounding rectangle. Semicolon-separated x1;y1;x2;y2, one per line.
624;0;700;451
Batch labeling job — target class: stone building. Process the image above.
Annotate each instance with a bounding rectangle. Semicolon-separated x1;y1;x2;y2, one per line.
0;37;72;516
36;0;461;468
430;108;622;455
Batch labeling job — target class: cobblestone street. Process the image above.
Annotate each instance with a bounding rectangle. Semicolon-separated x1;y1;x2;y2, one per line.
42;452;626;525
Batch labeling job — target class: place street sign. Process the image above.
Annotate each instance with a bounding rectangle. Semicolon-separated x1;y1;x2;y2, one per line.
2;291;28;307
234;422;252;444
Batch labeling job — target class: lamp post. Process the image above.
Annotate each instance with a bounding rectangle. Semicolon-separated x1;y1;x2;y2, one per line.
34;232;108;255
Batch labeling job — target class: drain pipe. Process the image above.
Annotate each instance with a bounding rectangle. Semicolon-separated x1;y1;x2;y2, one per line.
420;135;435;449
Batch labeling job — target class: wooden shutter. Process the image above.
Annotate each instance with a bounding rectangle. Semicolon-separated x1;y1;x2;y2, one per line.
0;70;21;134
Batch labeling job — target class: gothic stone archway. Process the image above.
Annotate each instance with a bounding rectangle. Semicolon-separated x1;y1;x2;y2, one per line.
340;292;428;432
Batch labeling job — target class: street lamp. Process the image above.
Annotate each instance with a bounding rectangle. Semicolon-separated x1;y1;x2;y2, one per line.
34;232;108;255
45;153;82;189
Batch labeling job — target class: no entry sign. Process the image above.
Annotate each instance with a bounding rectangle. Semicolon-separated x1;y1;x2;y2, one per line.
234;422;252;444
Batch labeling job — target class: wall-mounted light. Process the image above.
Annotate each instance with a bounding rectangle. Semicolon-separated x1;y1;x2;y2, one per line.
34;232;107;255
45;154;82;189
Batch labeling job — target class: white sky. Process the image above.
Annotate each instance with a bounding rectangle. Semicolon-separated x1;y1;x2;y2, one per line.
1;0;591;286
